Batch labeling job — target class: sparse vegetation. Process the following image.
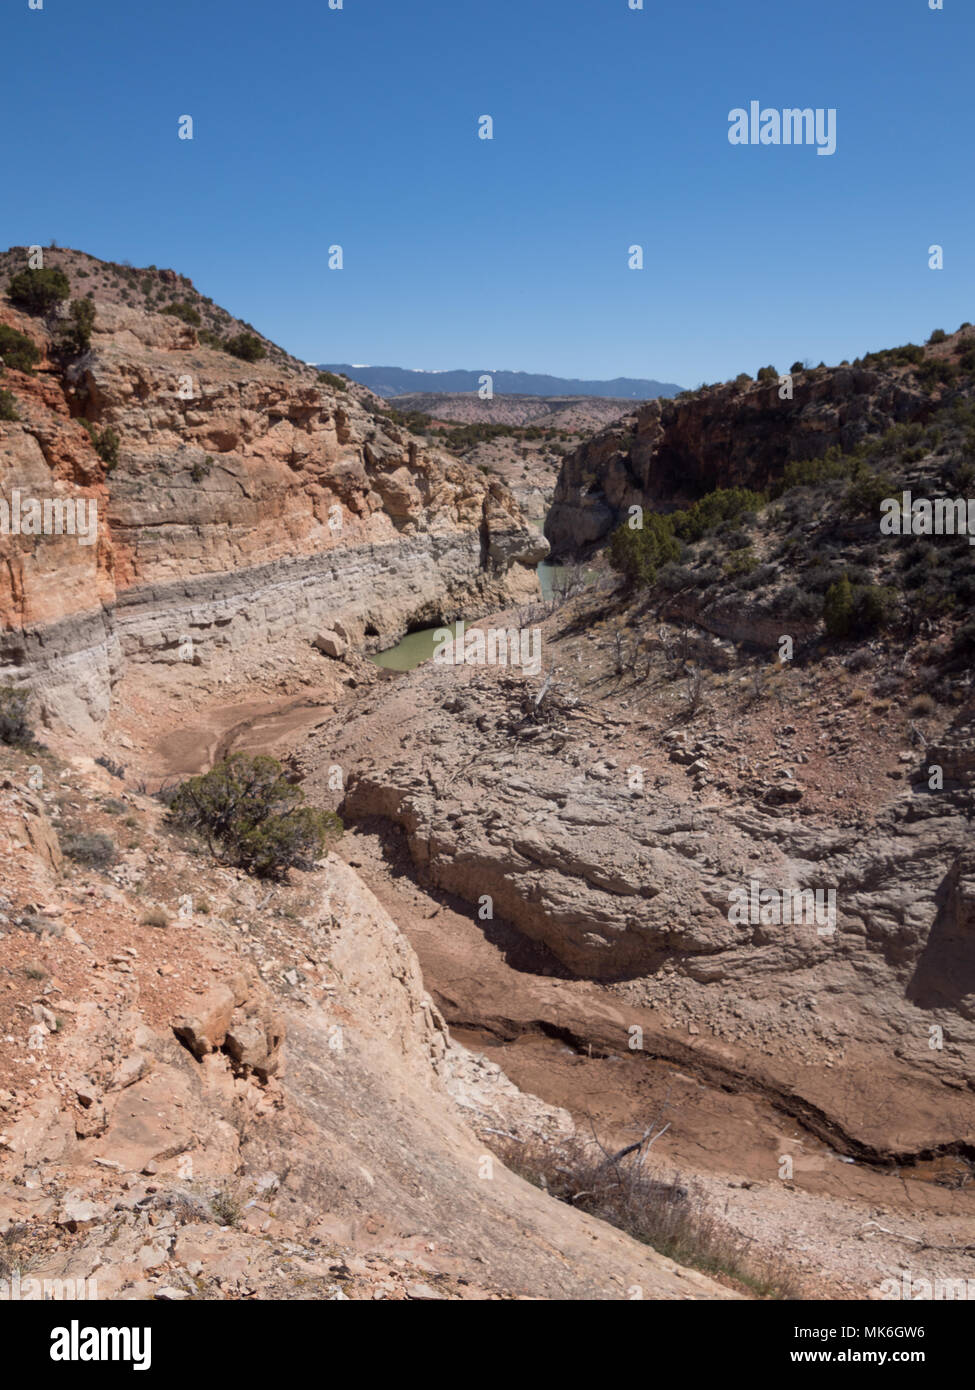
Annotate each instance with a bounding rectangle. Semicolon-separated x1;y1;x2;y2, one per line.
224;332;266;363
0;323;41;373
0;687;34;747
317;370;347;392
909;693;936;718
54;298;96;358
167;753;342;879
61;831;117;869
608;514;681;587
209;1187;243;1227
80;420;121;469
7;266;70;314
723;547;758;579
492;1130;801;1299
95;754;126;780
164;300;202;326
0;387;19;421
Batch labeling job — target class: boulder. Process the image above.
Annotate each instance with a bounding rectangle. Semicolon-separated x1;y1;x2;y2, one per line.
173;984;236;1059
314;630;347;659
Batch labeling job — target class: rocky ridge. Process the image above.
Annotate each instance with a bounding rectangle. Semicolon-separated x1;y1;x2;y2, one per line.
544;349;965;554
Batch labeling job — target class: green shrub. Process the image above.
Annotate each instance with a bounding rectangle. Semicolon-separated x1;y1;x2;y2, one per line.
80;420;120;469
916;358;957;390
851;583;894;636
671;487;766;542
927;329;947;345
844;469;895;519
823;575;854;637
317;370;347;392
164;300;202;326
772;447;856;497
824;575;893;638
7;267;70;314
190;455;213;483
224;332;266;362
55;298;96;358
70;297;95;338
861;342;925;369
0;324;41;373
756;365;777;384
0;687;34;746
167;753;342;879
608;513;680;587
723;547;758;579
0;388;19;421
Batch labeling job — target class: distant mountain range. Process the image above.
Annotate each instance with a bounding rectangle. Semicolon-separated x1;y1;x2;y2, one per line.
317;365;684;400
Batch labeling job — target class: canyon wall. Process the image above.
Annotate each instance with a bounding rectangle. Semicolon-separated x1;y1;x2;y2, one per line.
0;251;547;734
545;368;928;555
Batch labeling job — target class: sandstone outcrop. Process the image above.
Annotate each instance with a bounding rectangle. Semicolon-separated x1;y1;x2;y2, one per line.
545;368;930;555
0;248;547;735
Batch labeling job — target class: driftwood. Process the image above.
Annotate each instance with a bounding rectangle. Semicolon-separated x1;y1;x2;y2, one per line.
597;1122;672;1175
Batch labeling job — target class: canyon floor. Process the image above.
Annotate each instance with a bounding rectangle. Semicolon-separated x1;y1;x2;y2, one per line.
89;578;975;1302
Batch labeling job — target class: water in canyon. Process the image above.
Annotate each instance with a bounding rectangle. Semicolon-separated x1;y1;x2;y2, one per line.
369;620;461;671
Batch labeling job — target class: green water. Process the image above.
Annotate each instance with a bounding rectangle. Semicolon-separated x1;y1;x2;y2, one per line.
369;621;461;671
371;558;577;670
537;559;568;600
537;559;593;600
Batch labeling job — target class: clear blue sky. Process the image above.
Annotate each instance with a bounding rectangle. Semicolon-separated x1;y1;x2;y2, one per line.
3;0;972;386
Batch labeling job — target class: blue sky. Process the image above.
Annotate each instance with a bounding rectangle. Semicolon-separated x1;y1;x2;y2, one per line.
2;0;972;386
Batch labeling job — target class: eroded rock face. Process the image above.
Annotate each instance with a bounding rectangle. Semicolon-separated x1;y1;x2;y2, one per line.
0;254;547;734
173;974;285;1082
0;763;727;1302
302;655;975;1106
545;369;928;556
